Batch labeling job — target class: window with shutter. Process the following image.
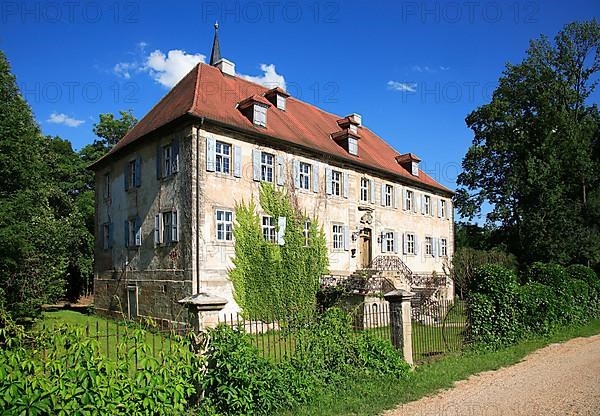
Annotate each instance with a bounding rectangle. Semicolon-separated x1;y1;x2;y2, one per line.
215;141;231;174
299;162;311;190
216;210;233;241
360;177;369;202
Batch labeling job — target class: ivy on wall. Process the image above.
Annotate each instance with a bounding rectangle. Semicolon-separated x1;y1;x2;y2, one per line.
229;183;328;320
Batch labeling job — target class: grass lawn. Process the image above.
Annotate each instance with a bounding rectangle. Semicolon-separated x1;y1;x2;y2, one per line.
35;310;182;361
277;318;600;416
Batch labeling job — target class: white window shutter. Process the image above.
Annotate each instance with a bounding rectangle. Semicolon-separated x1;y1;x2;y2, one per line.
312;164;319;193
393;187;399;209
325;168;333;195
154;214;161;245
402;233;407;255
277;216;286;246
173;210;179;242
370;179;376;203
402;189;407;210
293;160;300;188
252;149;261;181
233;145;241;178
343;172;349;198
413;194;418;213
135;216;142;246
421;194;426;215
432;237;438;257
393;232;398;254
380;183;386;206
438;199;442;218
343;226;349;251
381;232;387;253
277;156;285;186
415;235;420;255
206;137;216;172
446;200;451;220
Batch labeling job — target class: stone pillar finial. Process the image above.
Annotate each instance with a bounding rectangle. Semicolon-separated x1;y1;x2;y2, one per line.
178;292;227;332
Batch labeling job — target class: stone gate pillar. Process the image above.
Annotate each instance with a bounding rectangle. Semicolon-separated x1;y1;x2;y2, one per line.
178;292;227;332
384;289;414;366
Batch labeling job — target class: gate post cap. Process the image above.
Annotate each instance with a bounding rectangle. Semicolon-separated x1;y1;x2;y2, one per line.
384;289;414;302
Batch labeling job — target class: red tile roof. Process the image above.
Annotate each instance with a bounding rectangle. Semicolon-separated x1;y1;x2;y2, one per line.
95;63;451;194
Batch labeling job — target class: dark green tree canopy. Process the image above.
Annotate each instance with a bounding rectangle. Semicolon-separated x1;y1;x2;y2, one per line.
456;20;600;266
92;110;137;148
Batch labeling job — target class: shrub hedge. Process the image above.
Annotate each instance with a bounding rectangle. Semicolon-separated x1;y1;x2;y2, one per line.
199;308;410;415
0;317;203;415
468;263;599;348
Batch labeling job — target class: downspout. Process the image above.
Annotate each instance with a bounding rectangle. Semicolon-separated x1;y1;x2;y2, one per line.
195;117;205;294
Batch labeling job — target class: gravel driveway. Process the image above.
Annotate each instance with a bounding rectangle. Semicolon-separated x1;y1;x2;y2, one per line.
385;334;600;416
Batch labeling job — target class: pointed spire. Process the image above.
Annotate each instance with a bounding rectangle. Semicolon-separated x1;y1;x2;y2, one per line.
209;21;221;66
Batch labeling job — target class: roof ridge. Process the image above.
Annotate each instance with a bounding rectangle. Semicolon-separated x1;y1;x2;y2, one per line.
190;62;203;112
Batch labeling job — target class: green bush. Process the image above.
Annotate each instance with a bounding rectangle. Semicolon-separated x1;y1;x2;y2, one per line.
526;262;569;287
467;265;521;347
468;264;519;295
0;321;202;415
200;308;409;416
568;265;600;316
560;279;590;324
469;262;599;348
200;325;291;416
519;282;560;335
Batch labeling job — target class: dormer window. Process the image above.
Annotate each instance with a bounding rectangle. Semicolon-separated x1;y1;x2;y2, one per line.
238;95;272;128
254;104;267;127
348;137;358;156
264;87;290;111
395;153;421;177
333;116;361;156
276;94;286;111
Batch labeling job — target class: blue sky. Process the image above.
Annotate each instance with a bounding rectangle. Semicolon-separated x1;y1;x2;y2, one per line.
2;0;599;205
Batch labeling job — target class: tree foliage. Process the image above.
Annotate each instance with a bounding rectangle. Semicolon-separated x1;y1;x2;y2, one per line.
92;109;137;148
229;183;328;320
0;51;94;318
455;20;600;267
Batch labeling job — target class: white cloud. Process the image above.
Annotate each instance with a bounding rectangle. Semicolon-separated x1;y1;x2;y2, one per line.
412;65;433;73
440;66;451;71
113;62;138;79
144;49;206;88
47;112;85;127
387;81;417;93
240;64;286;90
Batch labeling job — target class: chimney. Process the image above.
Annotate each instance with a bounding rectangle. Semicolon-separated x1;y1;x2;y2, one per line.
348;113;362;126
215;58;235;77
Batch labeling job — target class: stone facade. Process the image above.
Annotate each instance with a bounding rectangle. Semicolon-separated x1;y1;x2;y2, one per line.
93;119;454;325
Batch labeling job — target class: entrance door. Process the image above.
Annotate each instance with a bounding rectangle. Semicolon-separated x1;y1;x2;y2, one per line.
360;228;372;269
127;286;138;319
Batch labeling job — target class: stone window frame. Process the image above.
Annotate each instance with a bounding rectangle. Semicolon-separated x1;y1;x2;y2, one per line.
440;237;448;257
332;222;344;251
360;177;369;202
262;215;277;243
299;162;311;190
215;209;234;242
331;169;342;197
425;235;433;257
215;141;231;174
405;232;416;255
260;151;274;183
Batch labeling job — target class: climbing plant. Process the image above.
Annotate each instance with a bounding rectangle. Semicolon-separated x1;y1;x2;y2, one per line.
229;183;328;320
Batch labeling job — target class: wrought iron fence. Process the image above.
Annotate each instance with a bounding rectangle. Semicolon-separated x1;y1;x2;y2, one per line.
411;298;470;362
